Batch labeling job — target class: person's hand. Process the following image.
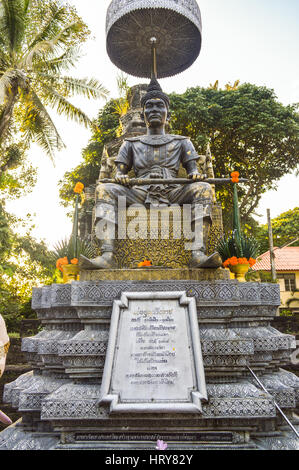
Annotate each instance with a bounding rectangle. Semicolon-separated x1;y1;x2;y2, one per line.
115;173;131;187
188;172;207;181
0;410;12;425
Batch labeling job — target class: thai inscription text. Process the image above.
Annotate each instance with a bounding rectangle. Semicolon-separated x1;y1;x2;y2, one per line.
128;306;178;385
110;298;195;402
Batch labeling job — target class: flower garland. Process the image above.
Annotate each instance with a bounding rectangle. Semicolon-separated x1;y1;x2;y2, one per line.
74;182;84;194
222;256;256;268
138;259;152;267
56;257;78;272
231;171;239;183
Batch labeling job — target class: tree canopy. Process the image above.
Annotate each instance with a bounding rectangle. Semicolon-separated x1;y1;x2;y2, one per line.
0;202;58;331
0;0;108;160
59;99;119;206
59;82;299;232
169;83;299;226
255;207;299;254
0;0;109;332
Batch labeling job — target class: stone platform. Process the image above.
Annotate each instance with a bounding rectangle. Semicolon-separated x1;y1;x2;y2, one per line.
0;279;299;450
80;266;230;281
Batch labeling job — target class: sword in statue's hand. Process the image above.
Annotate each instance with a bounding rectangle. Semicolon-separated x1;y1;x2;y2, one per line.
98;177;248;186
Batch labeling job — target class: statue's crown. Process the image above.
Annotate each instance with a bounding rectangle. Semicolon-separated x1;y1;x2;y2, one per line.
141;77;170;108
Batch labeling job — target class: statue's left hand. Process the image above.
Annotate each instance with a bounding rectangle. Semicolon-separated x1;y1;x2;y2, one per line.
188;172;206;181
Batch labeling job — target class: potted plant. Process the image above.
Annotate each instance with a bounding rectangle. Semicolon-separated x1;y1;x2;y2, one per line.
217;231;259;282
51;181;97;283
51;236;97;283
216;171;259;282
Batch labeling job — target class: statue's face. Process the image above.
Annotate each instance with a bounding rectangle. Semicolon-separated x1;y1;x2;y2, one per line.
143;98;168;128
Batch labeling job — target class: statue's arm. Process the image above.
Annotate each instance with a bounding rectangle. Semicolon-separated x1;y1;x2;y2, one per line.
181;139;206;180
115;163;131;186
114;140;133;187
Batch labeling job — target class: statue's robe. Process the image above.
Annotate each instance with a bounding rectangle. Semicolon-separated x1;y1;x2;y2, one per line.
97;134;213;218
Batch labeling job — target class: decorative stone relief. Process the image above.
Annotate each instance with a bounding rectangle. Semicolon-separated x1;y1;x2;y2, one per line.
41;383;104;420
18;375;70;412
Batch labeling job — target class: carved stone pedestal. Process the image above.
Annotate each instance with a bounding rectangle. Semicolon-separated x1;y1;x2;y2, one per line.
1;278;299;450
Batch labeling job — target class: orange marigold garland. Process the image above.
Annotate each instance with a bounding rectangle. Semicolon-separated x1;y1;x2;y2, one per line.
223;256;256;268
74;182;84;194
56;257;69;272
231;171;240;183
138;259;153;267
71;258;79;265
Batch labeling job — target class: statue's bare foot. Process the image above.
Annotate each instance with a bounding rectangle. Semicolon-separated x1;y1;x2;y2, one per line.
79;253;116;270
189;251;222;269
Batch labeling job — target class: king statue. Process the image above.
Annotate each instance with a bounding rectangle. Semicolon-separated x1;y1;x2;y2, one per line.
80;78;222;270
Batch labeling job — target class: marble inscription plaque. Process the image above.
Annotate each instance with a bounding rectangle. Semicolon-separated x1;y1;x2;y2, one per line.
100;291;207;413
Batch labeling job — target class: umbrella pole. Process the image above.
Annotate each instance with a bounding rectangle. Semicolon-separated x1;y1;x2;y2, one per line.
151;37;158;79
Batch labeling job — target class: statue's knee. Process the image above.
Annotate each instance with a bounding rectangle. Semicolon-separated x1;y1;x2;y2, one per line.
190;182;213;199
97;182;123;200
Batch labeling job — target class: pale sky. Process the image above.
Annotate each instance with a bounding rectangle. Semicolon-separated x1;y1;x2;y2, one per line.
6;0;299;247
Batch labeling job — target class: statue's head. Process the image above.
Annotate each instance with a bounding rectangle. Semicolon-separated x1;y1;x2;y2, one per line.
141;77;170;129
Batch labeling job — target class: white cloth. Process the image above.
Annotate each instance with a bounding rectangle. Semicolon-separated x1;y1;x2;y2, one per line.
0;314;12;425
0;314;9;377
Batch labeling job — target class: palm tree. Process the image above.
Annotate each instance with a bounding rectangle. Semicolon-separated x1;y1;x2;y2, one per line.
0;0;108;160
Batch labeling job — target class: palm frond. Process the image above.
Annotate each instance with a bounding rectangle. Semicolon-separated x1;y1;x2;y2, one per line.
22;114;57;162
20;89;65;161
30;88;64;144
23;0;30;14
37;73;108;99
27;1;67;49
0;68;17;104
29;19;85;54
0;0;26;54
21;40;58;69
36;46;82;74
216;231;260;262
0;46;10;67
49;237;73;262
41;83;93;128
23;20;87;69
0;67;29;103
50;21;86;47
50;235;97;262
60;76;109;100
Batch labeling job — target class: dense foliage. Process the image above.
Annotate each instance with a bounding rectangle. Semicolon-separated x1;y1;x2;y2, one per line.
0;0;108;332
0;204;58;332
169;84;299;227
59;99;119;206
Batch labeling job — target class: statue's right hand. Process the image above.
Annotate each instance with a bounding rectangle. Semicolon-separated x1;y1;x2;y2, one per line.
115;173;131;187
